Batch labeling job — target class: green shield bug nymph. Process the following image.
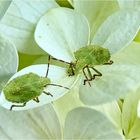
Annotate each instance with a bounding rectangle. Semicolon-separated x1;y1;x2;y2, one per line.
52;45;113;86
2;57;70;111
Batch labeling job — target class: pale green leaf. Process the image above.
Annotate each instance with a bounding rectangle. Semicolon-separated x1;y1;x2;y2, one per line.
67;0;73;6
0;64;78;110
32;55;69;69
79;65;140;105
64;107;123;139
56;0;73;8
0;0;58;55
33;55;51;65
92;10;140;54
18;52;42;70
0;34;18;91
35;7;90;62
134;30;140;42
0;0;11;20
0;104;61;139
137;100;140;118
122;87;140;139
72;0;119;40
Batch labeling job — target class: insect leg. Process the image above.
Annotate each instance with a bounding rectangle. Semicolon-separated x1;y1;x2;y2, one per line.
43;91;53;97
46;56;74;77
69;63;75;76
104;60;113;65
51;57;75;76
90;67;102;80
87;66;93;79
85;66;95;86
33;97;40;103
82;66;91;86
51;57;71;64
46;55;51;77
45;84;69;90
10;103;26;111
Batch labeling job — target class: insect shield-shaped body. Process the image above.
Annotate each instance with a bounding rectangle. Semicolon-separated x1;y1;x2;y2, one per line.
3;73;52;110
56;45;113;86
0;64;73;111
74;45;111;69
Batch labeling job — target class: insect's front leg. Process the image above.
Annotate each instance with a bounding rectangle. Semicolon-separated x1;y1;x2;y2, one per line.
69;63;75;76
10;102;26;111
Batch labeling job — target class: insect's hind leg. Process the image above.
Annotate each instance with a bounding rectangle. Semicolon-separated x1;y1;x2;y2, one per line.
10;102;26;111
83;66;102;86
90;67;102;81
82;65;92;86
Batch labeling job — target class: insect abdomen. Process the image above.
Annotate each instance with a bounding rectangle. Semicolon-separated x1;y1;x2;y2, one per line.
3;73;44;103
74;45;110;66
4;82;43;103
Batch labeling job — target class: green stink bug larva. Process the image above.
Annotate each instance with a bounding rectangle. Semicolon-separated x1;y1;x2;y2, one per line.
52;45;113;86
3;56;69;111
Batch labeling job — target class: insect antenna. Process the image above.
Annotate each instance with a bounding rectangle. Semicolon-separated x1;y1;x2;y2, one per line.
51;57;77;76
46;55;51;77
51;57;71;65
46;83;69;90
